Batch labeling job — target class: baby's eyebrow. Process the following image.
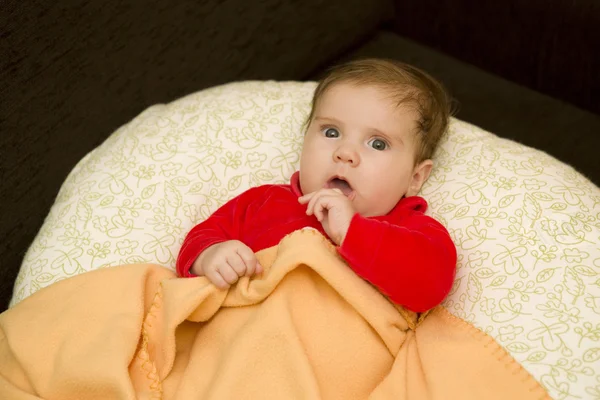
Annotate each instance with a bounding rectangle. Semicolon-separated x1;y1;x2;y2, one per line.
314;116;341;124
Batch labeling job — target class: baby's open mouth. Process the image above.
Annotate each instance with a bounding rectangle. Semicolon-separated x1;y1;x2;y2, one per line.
326;177;355;198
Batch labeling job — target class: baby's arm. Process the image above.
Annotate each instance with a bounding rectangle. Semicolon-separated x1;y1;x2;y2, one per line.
176;187;263;278
338;213;457;312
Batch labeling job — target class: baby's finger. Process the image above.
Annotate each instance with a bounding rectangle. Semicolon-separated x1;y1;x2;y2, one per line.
314;200;325;221
237;246;260;276
219;264;240;285
298;191;316;204
226;253;247;277
255;262;264;274
204;267;230;289
314;194;337;221
306;190;327;215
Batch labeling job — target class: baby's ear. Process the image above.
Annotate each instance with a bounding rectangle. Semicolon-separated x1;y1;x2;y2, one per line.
406;159;433;197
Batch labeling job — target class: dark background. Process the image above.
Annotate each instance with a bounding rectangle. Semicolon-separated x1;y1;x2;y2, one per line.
1;0;599;312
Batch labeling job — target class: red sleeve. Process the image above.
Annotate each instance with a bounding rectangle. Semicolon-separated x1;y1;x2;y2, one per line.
176;187;263;277
338;212;457;312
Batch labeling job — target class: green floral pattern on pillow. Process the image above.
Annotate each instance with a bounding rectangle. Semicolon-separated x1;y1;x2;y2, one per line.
11;81;600;399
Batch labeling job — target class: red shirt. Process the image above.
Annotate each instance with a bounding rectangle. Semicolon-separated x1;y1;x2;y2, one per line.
177;172;456;312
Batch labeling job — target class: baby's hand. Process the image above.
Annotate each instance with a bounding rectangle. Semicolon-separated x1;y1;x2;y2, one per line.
192;240;263;289
298;188;356;245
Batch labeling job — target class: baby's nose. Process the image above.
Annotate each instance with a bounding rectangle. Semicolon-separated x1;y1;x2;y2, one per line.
333;146;360;166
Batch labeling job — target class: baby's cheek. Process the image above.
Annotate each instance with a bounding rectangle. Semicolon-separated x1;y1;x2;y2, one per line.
362;188;401;216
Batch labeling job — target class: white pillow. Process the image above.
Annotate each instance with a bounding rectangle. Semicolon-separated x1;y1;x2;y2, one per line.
11;81;600;399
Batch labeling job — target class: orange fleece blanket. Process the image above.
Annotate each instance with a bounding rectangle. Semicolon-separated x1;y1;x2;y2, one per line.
0;229;549;399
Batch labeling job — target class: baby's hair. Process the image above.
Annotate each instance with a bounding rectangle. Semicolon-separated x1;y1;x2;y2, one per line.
306;58;453;164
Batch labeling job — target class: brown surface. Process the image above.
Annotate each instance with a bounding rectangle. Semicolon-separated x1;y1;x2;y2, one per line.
391;0;600;115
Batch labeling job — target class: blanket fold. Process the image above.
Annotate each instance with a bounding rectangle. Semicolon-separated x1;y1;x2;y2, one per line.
0;229;549;399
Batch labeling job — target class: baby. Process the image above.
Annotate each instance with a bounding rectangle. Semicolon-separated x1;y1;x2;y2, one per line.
177;59;457;312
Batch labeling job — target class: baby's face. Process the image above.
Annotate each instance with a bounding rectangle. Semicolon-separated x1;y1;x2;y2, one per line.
299;83;428;217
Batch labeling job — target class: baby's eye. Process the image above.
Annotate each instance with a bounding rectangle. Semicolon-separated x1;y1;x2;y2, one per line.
323;127;340;138
368;138;388;151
